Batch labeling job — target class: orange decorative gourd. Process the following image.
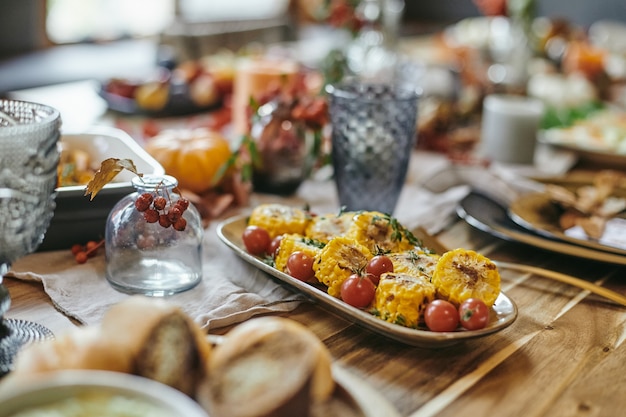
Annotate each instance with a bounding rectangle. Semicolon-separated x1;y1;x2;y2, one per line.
145;128;232;194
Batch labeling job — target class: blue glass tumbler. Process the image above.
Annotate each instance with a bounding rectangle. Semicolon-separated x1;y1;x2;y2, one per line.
326;81;418;215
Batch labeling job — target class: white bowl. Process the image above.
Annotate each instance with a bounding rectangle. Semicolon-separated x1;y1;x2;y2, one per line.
57;126;164;197
41;126;164;250
0;370;208;417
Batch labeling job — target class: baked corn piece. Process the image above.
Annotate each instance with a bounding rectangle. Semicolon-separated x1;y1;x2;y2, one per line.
344;211;419;254
304;211;356;244
388;250;440;279
248;203;311;239
274;233;324;273
373;273;436;329
431;248;501;307
313;236;372;297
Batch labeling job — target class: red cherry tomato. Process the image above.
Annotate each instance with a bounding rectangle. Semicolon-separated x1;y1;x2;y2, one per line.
458;298;490;330
286;251;315;282
424;299;460;332
340;274;376;308
268;235;283;258
242;225;271;256
365;255;394;286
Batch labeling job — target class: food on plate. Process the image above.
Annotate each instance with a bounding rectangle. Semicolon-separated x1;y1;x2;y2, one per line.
134;81;170;111
248;203;311;239
304;211;354;243
241;225;272;256
102;54;230;114
198;317;334;417
5;390;175;417
545;170;626;239
365;254;394;286
341;273;377;308
374;273;436;328
458;298;490;330
387;250;439;278
431;248;501;307
344;211;418;254
274;233;323;277
244;204;502;331
314;235;372;297
424;299;460;332
57;147;98;187
144;128;232;194
542;108;626;154
2;296;211;399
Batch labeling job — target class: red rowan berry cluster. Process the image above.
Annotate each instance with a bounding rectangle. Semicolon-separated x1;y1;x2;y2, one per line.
134;192;190;231
71;239;105;264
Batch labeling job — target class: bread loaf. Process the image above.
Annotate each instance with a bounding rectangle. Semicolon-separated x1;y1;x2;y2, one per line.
2;296;211;398
199;316;334;417
100;296;211;397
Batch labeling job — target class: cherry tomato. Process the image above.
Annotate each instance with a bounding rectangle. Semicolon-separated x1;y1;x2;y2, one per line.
268;235;283;258
340;274;376;308
242;225;271;256
424;299;459;332
458;298;490;330
286;251;315;282
365;255;393;286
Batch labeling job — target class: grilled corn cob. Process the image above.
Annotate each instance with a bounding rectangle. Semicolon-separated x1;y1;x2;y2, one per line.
305;211;356;243
313;236;372;297
431;248;501;307
388;250;440;280
248;203;311;239
345;211;419;254
274;234;324;273
373;273;436;328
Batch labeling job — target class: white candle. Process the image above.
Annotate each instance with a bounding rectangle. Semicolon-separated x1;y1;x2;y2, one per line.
479;94;545;165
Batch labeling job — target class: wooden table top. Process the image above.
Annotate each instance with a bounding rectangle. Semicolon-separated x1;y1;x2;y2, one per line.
5;216;626;417
4;72;626;416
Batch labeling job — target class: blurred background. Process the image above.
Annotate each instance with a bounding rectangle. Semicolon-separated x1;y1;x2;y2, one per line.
2;0;626;94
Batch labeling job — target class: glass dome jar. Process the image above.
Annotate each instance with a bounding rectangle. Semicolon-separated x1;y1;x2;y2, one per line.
105;175;203;296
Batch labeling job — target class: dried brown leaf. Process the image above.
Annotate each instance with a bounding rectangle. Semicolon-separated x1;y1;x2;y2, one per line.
84;158;142;200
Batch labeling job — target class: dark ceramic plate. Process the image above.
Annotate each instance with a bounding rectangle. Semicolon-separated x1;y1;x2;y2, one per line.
99;83;220;118
508;192;626;255
456;191;626;265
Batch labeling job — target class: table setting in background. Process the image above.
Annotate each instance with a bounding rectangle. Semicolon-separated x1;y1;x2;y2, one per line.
3;1;626;415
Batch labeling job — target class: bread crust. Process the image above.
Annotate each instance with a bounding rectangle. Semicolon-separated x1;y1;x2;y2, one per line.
2;296;212;399
200;317;334;417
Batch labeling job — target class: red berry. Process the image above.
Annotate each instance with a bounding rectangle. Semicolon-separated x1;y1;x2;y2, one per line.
75;252;88;264
153;196;167;210
144;209;159;223
134;193;154;212
173;217;187;231
71;244;84;255
175;198;190;211
159;214;172;228
167;206;182;222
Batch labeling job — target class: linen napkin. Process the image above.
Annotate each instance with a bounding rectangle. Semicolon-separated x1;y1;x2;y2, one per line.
7;216;305;331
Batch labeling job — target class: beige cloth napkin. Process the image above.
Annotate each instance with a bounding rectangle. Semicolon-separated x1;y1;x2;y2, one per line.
7;217;305;331
6;149;573;331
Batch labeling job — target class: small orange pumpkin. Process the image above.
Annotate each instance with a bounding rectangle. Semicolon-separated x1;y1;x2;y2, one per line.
145;128;232;194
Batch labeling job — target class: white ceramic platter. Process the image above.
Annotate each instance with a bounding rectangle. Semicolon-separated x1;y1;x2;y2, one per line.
217;215;518;349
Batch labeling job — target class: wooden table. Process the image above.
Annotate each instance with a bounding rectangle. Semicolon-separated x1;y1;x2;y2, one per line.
5;216;626;417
